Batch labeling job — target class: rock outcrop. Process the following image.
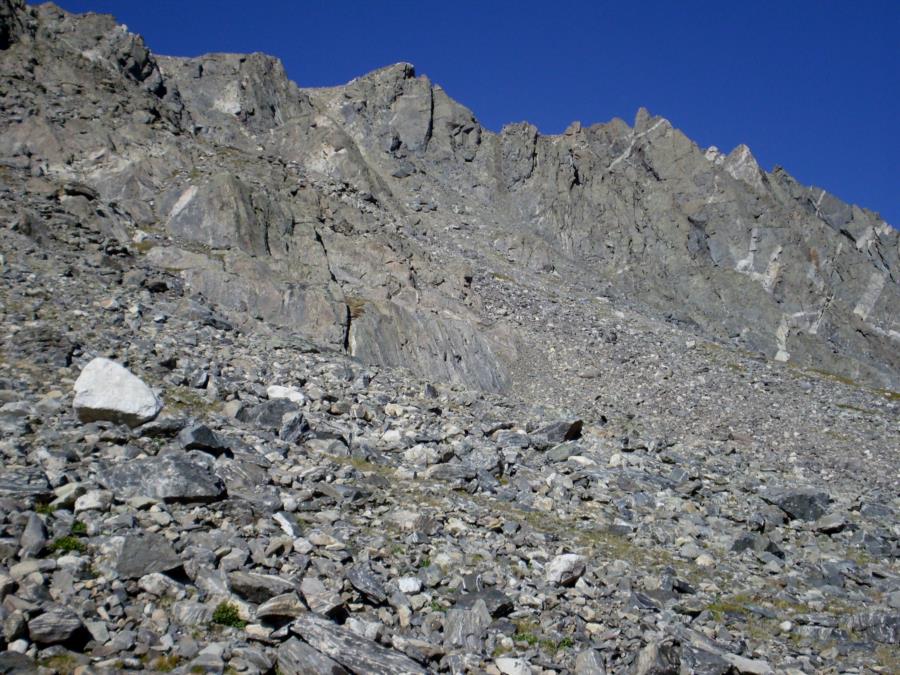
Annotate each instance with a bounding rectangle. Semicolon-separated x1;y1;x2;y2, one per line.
2;0;896;392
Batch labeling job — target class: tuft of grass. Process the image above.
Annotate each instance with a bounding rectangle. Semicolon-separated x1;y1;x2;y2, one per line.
35;502;56;516
38;654;79;675
346;296;367;319
211;601;246;629
48;536;87;555
165;385;222;415
71;520;87;535
152;654;181;672
705;593;755;621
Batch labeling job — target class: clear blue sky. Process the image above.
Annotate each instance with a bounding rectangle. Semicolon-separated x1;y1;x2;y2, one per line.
56;0;899;226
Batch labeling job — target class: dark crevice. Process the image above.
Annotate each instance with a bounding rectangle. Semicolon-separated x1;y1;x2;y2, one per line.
342;302;352;352
314;227;351;351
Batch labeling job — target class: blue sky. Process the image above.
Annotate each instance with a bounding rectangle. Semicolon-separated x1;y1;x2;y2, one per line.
57;1;899;226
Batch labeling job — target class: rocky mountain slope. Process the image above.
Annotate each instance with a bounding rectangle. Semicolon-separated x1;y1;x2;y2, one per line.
0;2;898;674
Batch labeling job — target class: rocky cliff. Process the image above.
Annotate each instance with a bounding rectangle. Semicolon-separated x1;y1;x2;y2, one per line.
0;3;898;674
1;0;897;395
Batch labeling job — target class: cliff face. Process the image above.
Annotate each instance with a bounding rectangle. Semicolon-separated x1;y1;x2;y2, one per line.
2;0;897;390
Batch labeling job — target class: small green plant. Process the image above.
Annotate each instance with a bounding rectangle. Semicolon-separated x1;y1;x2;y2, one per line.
48;536;87;555
211;601;246;629
429;599;445;613
35;502;56;515
420;557;431;568
71;520;87;535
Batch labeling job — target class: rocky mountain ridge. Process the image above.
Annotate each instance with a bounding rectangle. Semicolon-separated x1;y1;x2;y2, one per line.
1;0;898;396
0;2;898;674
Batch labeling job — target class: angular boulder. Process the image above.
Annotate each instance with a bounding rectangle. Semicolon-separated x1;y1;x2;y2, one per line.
27;606;86;646
73;357;163;427
101;454;226;503
116;532;182;579
546;553;586;587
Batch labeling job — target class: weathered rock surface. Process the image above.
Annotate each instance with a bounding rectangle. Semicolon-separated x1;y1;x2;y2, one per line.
101;454;226;503
289;613;427;675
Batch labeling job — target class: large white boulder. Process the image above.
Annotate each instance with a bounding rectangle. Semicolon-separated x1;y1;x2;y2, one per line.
73;358;162;427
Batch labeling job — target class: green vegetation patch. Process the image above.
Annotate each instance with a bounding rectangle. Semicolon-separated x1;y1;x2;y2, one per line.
211;601;246;629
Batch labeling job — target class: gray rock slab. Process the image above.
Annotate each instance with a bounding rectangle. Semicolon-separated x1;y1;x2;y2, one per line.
115;531;181;579
27;605;85;645
277;636;349;675
101;454;225;503
229;570;296;603
289;613;426;675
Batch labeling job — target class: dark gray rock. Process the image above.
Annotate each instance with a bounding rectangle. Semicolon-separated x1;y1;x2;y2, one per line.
760;488;831;521
26;605;85;645
237;398;300;430
178;423;230;455
18;512;47;557
229;570;297;603
346;564;387;604
101;454;226;503
454;589;513;618
678;646;731;675
0;467;51;500
845;612;900;644
0;651;37;675
530;419;583;449
116;532;181;579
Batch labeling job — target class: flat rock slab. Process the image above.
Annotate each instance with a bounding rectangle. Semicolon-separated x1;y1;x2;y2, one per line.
530;419;583;449
455;589;514;618
256;592;307;621
760;488;831;521
289;612;427;675
179;424;231;455
116;531;182;579
346;564;387;604
277;636;348;675
27;605;85;645
102;454;225;503
229;570;297;603
0;466;51;499
73;357;163;427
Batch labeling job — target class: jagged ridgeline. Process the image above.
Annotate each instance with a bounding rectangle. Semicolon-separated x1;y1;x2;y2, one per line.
1;0;897;391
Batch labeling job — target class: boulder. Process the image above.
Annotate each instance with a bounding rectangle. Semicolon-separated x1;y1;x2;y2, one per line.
73;357;162;427
101;454;226;503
